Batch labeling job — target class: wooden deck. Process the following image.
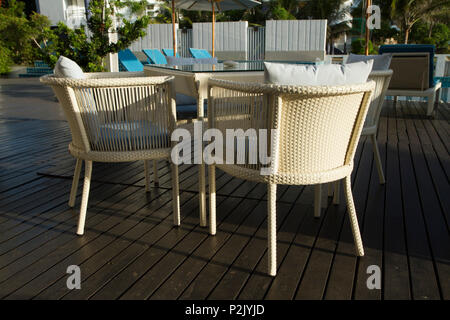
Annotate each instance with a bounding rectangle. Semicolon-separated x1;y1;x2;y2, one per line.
0;97;449;300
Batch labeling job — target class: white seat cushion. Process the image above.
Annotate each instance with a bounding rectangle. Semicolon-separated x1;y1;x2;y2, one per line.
346;53;392;71
53;56;85;79
264;61;374;86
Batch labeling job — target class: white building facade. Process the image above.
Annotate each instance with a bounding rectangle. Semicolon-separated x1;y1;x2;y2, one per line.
36;0;163;28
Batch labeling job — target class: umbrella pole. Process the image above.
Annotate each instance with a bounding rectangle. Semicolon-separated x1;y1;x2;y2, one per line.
211;1;215;57
365;0;371;55
172;0;176;56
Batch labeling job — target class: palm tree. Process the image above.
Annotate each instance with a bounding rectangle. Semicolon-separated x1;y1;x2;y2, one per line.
299;0;351;53
390;0;450;43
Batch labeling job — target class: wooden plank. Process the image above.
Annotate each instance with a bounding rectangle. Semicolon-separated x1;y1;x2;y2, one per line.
411;103;450;227
87;170;246;300
402;101;450;299
396;100;440;300
297;137;372;300
380;101;411;299
1;182;182;299
353;131;387;299
237;189;316;300
124;197;260;300
36;191;198;300
0;164;197;277
0;163;155;255
37;169;226;299
247;202;309;300
0;184;129;270
172;200;284;299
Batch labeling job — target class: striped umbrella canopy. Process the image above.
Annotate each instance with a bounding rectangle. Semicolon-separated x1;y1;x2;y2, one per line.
169;0;261;57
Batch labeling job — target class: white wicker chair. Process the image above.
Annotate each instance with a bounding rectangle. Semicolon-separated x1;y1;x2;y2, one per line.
207;78;375;276
315;70;393;216
40;72;181;235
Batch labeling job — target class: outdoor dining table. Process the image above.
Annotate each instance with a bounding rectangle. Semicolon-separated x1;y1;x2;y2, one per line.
144;61;265;227
144;61;266;118
143;60;320;227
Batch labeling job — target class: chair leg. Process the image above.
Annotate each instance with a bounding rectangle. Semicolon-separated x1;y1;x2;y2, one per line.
144;160;150;192
171;162;180;226
327;182;334;197
370;134;385;184
333;181;340;205
76;160;92;236
199;162;207;227
314;185;321;218
69;158;82;207
209;165;216;235
153;160;159;186
268;183;277;276
343;175;364;256
426;92;436;116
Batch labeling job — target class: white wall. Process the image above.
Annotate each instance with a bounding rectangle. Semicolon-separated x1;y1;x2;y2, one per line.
265;20;327;52
265;20;327;61
192;21;248;60
129;23;178;51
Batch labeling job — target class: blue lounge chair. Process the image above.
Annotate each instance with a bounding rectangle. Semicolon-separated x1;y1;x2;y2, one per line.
379;44;436;88
162;49;180;57
189;48;212;59
118;49;144;71
379;44;442;116
142;49;167;64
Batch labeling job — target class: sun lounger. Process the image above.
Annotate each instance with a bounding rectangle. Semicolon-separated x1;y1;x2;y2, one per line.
189;48;212;59
118;49;144;72
142;49;168;65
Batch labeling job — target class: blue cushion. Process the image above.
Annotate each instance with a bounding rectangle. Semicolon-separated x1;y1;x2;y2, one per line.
142;49;168;65
93;121;169;149
118;49;144;72
176;104;207;120
189;48;212;59
162;49;180;57
379;44;435;87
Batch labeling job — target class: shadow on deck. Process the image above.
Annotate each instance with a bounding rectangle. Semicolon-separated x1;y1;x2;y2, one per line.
0;83;449;300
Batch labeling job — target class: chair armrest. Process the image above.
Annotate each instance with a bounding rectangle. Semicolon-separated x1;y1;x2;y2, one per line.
41;74;174;89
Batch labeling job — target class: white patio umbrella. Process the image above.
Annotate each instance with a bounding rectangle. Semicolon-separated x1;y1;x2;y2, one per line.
169;0;261;57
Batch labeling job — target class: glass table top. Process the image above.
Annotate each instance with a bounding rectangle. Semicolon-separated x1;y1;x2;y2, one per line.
144;60;320;73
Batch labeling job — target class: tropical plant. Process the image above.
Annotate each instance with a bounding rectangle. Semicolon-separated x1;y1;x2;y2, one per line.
0;45;13;74
410;20;450;52
298;0;351;53
390;0;450;43
0;0;50;65
39;0;150;72
351;38;377;54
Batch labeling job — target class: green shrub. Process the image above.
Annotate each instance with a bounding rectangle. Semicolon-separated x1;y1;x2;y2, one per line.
0;0;51;66
0;45;13;74
39;0;150;72
351;38;377;54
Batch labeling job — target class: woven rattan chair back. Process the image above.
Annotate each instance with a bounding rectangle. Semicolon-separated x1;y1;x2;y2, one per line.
40;72;181;235
207;79;375;276
365;70;393;130
208;79;375;184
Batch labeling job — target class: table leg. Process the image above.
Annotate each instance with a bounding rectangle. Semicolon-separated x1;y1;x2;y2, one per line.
197;96;207;227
